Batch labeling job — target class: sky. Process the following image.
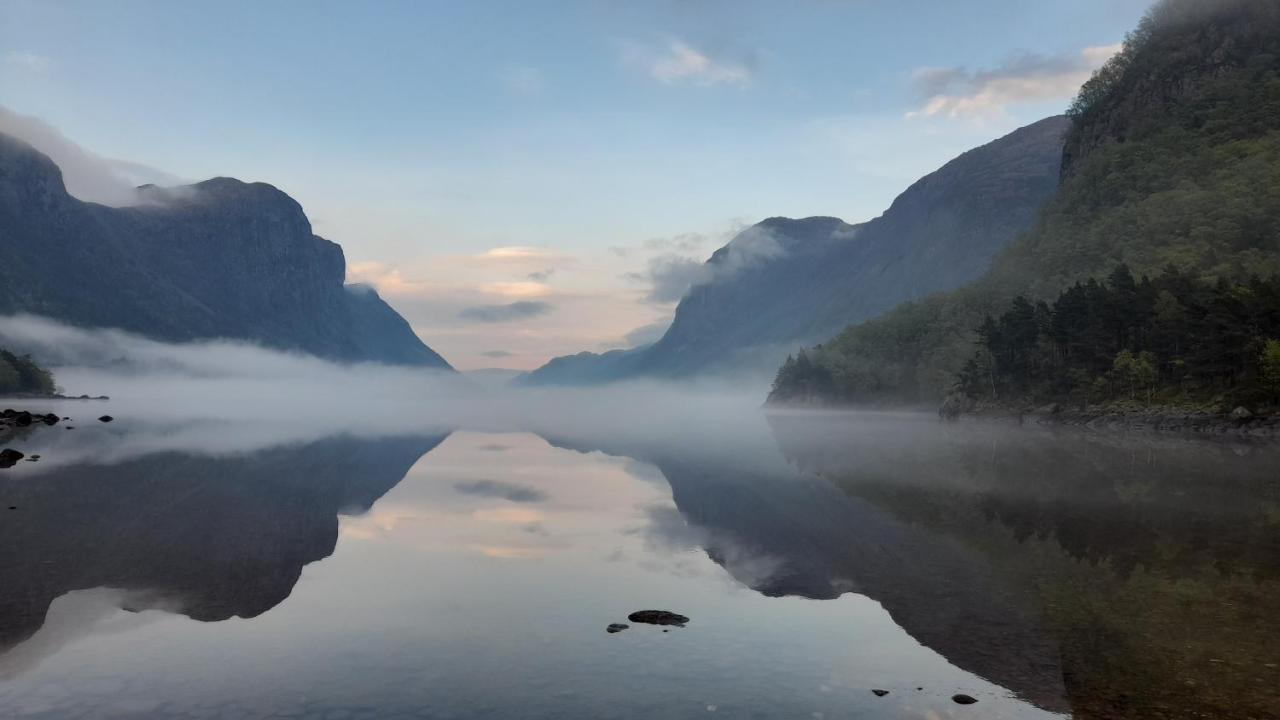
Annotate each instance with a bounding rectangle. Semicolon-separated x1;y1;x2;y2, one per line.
0;0;1152;370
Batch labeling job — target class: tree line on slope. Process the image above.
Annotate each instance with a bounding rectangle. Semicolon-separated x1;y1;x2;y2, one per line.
0;349;56;395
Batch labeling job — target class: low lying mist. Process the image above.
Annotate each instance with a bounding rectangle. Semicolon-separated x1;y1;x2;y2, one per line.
0;315;773;460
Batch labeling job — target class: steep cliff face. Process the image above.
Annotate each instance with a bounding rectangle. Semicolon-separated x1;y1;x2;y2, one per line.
0;133;451;368
525;115;1068;385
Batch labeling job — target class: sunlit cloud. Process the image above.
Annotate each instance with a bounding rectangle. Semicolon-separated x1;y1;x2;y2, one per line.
472;545;545;559
622;39;753;87
478;281;553;298
906;44;1121;121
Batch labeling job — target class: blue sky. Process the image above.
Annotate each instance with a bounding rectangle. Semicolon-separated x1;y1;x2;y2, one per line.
0;0;1152;369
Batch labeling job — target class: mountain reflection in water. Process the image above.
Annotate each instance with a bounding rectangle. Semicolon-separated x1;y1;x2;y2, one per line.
0;410;1275;719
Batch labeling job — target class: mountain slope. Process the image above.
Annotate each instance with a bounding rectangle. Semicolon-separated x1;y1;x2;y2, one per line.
524;115;1069;385
770;0;1280;406
0;133;451;368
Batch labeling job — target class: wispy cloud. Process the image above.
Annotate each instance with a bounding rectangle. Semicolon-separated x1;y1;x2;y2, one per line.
459;300;553;323
625;225;784;304
0;105;183;206
480;350;515;359
907;44;1121;121
498;65;544;96
454;480;548;503
3;51;51;73
622;40;753;87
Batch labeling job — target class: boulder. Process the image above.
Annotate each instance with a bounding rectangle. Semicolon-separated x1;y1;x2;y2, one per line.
951;694;978;705
627;610;689;627
606;623;629;634
98;415;115;423
42;413;59;425
871;689;889;697
0;449;25;468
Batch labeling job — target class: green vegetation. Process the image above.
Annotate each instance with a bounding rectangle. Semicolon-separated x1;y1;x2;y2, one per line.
0;349;56;395
954;265;1280;408
770;0;1280;408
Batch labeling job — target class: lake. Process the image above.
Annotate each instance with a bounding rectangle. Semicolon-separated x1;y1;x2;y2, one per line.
0;403;1277;719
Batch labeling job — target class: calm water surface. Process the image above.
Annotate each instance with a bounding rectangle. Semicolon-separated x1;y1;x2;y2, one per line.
0;406;1277;719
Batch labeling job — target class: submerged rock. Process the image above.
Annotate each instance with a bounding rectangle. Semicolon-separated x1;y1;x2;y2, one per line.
627;610;689;627
98;415;114;423
871;689;889;697
951;694;978;705
606;623;629;634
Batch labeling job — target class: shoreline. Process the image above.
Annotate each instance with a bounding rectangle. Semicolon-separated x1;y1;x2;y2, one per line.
764;400;1280;439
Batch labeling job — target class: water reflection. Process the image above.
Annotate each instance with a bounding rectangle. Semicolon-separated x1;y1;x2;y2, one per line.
0;410;1275;718
0;433;449;653
767;411;1280;719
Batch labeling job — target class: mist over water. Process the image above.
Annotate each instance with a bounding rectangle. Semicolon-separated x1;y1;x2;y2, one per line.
2;314;1278;719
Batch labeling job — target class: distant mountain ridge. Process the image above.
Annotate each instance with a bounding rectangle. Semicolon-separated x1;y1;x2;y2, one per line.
523;115;1069;386
0;132;451;368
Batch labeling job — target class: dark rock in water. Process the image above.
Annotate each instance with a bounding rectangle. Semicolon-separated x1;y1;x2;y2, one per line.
29;455;40;460
627;610;689;626
98;415;114;423
15;412;32;427
65;426;74;430
0;449;25;468
952;694;978;705
42;413;59;425
1;409;13;418
606;623;629;634
871;689;889;697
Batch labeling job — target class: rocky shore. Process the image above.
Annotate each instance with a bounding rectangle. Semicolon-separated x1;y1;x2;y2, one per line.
952;400;1280;438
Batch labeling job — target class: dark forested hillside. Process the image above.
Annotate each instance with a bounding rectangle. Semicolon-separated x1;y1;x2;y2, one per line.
770;0;1280;408
525;116;1068;385
0;133;452;369
0;348;55;395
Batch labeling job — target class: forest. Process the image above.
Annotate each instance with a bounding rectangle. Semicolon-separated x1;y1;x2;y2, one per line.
957;266;1280;408
0;348;57;396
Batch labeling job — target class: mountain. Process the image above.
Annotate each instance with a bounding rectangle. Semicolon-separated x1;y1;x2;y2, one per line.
770;0;1280;407
0;133;451;368
524;115;1069;385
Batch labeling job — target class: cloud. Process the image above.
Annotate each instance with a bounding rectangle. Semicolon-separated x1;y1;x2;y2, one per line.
907;44;1122;121
623;40;753;87
480;350;515;359
346;261;429;296
628;225;785;303
458;300;553;323
526;268;555;282
0;105;184;206
477;281;553;298
623;320;671;348
454;480;548;503
476;246;558;261
3;51;51;73
499;66;545;96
